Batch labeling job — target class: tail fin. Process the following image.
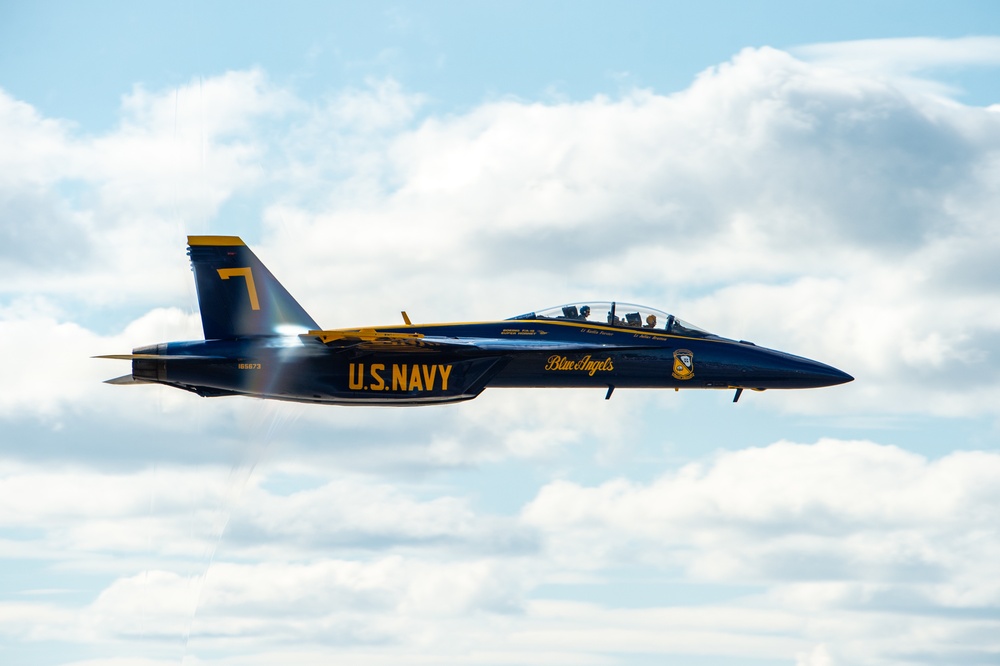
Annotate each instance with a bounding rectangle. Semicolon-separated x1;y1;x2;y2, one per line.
187;236;319;339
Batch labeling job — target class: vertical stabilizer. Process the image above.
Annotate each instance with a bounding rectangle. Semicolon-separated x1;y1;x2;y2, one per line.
187;236;319;339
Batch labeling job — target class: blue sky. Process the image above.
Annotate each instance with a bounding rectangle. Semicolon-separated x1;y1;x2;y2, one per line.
2;2;1000;665
4;0;1000;127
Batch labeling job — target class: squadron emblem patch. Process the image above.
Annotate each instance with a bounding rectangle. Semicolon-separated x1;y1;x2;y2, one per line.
672;349;694;380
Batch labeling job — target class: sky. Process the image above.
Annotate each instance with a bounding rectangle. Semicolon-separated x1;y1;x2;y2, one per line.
2;2;1000;665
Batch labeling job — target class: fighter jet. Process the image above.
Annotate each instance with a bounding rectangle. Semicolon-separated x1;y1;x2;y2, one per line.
97;236;852;405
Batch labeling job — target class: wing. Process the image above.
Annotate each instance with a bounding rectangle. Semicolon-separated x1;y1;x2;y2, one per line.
304;329;617;352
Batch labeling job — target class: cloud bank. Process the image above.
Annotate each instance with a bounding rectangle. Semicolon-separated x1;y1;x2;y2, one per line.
2;440;997;665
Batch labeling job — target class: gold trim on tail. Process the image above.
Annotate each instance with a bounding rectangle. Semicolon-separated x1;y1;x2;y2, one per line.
187;235;246;246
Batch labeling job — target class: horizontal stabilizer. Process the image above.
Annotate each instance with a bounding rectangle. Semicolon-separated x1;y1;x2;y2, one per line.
93;354;224;361
103;375;154;385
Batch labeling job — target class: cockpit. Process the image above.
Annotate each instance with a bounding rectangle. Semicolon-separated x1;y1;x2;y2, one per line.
508;302;716;338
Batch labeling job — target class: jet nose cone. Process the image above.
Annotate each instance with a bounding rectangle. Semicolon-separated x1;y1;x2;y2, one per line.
818;364;854;386
788;357;853;388
740;345;854;389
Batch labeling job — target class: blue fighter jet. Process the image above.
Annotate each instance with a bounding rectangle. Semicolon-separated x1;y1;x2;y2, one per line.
97;236;852;405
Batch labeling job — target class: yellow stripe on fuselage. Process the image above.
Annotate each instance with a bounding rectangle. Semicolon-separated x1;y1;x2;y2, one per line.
329;318;724;344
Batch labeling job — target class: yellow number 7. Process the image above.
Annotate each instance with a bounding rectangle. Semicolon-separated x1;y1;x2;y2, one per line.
217;267;261;310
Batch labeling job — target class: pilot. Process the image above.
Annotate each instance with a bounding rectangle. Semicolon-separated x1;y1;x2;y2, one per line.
644;314;657;329
579;305;591;320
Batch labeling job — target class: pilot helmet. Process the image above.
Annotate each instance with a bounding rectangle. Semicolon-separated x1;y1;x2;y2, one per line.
580;305;591;315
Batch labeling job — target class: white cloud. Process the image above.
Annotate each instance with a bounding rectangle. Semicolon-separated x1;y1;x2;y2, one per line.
517;439;1000;664
0;458;505;559
0;456;541;656
0;70;298;311
0;304;201;420
523;439;1000;596
794;36;1000;98
0;89;78;187
3;438;999;664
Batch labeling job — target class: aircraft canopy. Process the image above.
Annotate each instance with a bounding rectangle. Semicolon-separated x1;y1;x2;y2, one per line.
508;302;714;337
